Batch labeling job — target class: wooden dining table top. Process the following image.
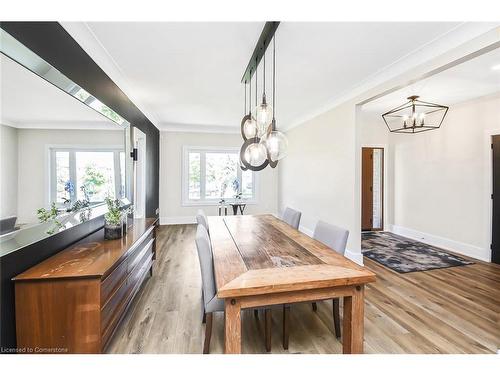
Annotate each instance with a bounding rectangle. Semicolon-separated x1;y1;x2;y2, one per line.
208;214;376;299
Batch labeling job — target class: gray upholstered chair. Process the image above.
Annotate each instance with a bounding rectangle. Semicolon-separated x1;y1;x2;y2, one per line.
195;224;272;353
282;207;301;229
196;209;209;233
311;220;349;338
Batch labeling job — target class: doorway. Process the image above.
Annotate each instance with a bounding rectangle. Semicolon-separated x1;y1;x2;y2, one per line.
492;135;500;264
362;147;384;231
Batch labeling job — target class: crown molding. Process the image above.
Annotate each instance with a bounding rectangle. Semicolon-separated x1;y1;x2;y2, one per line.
2;120;124;130
159;122;240;134
60;22;160;129
282;22;500;132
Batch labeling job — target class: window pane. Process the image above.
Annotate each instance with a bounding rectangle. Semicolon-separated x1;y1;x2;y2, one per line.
76;151;115;202
188;152;201;200
55;151;70;203
119;152;125;198
241;170;253;199
205;153;238;199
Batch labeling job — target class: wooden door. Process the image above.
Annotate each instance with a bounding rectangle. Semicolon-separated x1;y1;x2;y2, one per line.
492;135;500;264
361;148;374;231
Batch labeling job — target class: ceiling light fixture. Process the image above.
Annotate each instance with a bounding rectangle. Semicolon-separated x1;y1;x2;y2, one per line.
239;22;287;171
491;63;500;71
382;95;449;134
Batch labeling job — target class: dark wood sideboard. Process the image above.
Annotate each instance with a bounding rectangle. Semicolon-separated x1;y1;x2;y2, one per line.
12;218;158;353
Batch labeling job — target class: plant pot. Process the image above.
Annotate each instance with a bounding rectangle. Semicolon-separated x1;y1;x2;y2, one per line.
104;223;123;240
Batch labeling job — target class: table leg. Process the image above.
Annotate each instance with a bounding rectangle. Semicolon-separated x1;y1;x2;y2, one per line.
232;205;238;215
342;285;364;354
224;298;241;354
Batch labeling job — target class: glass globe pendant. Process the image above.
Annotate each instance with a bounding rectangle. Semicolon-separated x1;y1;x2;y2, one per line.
254;94;273;137
244;142;268;166
242;116;257;139
263;128;288;162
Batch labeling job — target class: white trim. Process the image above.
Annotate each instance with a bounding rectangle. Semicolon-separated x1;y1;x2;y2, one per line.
484;128;500;263
390;224;490;262
181;145;259;206
160;123;240;134
160;216;196;225
360;144;390;231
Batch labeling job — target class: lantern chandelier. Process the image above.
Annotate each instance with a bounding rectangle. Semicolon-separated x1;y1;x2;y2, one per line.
382;95;449;134
240;22;288;171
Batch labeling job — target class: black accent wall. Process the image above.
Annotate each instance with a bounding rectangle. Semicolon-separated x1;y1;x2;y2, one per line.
0;22;160;350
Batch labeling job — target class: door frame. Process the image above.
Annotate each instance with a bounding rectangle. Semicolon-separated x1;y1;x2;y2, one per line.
361;145;387;232
485;130;500;262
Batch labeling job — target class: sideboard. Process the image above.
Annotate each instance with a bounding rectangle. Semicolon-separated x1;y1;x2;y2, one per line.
13;218;158;353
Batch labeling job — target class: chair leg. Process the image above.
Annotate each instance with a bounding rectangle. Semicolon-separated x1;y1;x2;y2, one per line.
312;302;318;312
332;298;341;338
254;309;259;318
203;312;213;354
282;305;290;350
202;309;206;323
265;308;272;352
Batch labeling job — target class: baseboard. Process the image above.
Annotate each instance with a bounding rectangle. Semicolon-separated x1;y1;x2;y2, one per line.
299;225;364;265
390;225;491;262
160;216;196;225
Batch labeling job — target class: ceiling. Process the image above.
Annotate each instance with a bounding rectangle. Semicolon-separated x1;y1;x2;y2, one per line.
362;46;500;113
0;54;118;129
70;22;482;131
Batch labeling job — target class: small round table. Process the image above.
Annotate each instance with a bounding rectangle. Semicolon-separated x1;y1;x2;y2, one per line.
229;203;246;215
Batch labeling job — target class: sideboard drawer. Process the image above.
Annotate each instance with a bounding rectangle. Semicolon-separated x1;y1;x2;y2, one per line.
101;260;128;305
128;237;154;273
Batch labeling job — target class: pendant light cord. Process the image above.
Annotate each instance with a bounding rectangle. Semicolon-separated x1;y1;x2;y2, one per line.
272;36;276;121
255;58;258;110
263;49;266;97
244;81;247;115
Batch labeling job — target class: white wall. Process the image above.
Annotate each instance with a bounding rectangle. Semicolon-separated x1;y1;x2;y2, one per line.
159;131;278;224
16;128;123;223
278;101;363;264
0;124;19;219
388;94;500;261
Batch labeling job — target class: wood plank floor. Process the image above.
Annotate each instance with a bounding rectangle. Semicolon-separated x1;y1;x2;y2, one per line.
106;224;500;354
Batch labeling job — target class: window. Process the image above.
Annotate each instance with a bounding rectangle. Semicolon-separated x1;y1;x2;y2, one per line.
183;147;257;205
50;147;125;206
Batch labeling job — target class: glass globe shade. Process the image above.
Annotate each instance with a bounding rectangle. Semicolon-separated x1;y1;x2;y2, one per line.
263;131;288;161
253;102;273;136
244;142;268;166
243;116;258;139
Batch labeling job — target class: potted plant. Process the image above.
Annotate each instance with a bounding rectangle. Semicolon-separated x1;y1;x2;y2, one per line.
104;197;123;240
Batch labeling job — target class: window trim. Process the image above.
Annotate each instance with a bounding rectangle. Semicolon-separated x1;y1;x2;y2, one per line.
47;144;124;206
181;145;259;207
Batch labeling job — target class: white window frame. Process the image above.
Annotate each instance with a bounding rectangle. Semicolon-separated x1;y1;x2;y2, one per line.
182;146;259;206
47;144;125;206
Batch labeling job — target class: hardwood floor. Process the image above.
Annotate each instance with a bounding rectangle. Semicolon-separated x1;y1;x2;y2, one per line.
106;224;500;354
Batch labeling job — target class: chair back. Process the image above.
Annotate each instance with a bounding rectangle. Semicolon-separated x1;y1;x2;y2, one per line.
282;207;301;229
196;209;209;233
313;220;349;255
195;224;217;307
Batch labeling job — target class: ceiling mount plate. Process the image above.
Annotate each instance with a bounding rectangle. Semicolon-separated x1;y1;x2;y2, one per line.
241;21;280;84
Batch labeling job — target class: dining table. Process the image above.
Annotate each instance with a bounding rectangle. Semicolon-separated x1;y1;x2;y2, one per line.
207;214;376;354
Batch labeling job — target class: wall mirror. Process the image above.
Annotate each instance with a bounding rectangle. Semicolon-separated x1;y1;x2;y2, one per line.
0;28;132;256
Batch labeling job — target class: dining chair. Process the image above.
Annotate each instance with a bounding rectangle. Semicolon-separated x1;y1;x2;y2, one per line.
311;220;349;338
195;224;272;353
196;209;209;233
282;207;301;229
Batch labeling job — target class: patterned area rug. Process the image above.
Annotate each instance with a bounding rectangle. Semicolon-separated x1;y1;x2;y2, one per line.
361;231;474;273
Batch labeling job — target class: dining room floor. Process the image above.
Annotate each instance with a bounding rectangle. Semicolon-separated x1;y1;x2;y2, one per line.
106;224;500;354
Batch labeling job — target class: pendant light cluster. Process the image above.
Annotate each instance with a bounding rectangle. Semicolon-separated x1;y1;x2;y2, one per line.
382;95;449;134
239;25;288;171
